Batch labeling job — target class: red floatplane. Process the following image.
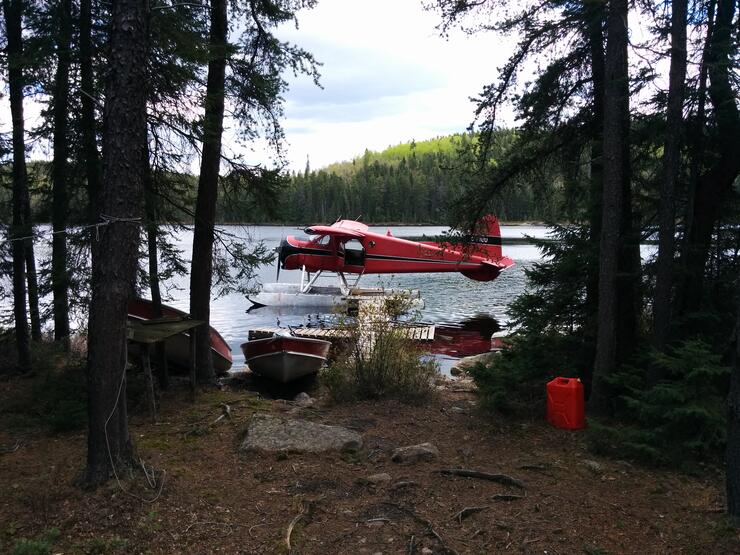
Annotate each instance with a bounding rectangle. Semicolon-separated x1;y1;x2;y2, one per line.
250;214;514;307
280;214;513;279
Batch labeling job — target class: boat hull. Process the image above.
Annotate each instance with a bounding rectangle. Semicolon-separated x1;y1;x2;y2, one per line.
128;298;233;375
241;336;331;383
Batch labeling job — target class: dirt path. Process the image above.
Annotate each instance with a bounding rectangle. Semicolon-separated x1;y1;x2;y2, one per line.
0;378;737;554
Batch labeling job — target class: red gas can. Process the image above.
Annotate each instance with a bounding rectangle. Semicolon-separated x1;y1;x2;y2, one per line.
546;377;585;430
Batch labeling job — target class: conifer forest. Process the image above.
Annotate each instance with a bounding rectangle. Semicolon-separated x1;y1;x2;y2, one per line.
0;0;739;552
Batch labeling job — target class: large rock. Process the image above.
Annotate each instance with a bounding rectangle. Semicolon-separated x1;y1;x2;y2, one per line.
451;352;497;375
240;413;362;453
391;442;440;464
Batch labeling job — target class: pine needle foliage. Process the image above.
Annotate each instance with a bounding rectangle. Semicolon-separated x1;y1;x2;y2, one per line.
468;224;596;416
468;332;583;416
589;340;730;468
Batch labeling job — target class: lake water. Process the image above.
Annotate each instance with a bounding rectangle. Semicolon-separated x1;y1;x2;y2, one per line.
6;223;656;372
162;224;549;369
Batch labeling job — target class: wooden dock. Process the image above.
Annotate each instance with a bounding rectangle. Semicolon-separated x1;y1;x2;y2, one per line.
248;324;435;342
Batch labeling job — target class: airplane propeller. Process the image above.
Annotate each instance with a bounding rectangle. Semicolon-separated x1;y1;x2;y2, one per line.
275;237;290;282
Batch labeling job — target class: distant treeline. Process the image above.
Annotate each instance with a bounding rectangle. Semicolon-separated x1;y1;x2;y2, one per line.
220;132;569;224
2;131;569;226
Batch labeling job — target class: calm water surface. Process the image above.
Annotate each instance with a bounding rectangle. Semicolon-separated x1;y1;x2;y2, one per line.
164;224;548;368
5;224;657;371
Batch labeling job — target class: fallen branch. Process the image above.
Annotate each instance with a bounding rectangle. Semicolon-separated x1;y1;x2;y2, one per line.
248;523;265;538
519;463;551;472
0;441;20;454
212;403;232;425
286;498;324;553
452;505;490;524
285;512;305;552
438;469;525;489
383;502;458;555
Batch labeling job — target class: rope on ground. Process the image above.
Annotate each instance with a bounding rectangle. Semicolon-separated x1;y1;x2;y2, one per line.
104;343;166;503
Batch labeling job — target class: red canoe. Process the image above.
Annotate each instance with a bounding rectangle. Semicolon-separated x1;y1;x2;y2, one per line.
241;334;330;383
128;298;233;375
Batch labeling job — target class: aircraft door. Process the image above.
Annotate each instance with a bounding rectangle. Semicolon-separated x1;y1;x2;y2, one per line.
343;239;365;267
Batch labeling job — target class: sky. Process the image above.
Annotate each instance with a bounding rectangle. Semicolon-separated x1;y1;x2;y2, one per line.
274;0;513;171
0;0;511;173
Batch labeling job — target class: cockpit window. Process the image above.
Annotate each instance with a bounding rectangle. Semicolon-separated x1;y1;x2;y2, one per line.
344;239;365;266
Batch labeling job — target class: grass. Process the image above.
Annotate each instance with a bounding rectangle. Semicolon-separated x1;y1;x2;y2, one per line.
9;528;60;555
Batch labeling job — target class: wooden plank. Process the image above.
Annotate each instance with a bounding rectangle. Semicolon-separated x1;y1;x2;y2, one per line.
246;324;434;343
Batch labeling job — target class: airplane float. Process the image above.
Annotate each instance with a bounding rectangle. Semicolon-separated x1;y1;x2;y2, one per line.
249;214;515;308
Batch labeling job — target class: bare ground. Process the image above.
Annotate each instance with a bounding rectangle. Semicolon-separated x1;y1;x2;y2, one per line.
0;374;738;554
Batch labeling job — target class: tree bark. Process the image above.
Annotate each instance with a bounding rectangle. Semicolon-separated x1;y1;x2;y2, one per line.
652;0;688;351
52;0;73;347
189;0;228;385
24;236;41;341
589;0;630;416
679;0;740;317
727;271;740;524
144;152;169;389
3;0;31;370
79;0;100;222
582;0;606;392
84;0;149;488
682;0;714;252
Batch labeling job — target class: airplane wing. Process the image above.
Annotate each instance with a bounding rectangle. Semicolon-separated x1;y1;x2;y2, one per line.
304;225;365;239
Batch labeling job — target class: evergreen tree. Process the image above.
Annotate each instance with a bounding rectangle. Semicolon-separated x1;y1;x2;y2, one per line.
85;0;149;487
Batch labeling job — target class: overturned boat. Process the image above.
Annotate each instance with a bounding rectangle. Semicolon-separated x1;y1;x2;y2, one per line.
127;298;233;375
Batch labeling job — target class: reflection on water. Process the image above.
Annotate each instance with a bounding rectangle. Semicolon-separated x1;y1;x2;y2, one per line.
1;224;543;369
166;225;543;368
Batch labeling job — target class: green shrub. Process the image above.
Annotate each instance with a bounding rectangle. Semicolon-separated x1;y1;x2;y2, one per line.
1;362;87;433
588;340;730;467
11;528;60;555
322;301;437;403
467;224;597;416
468;331;585;416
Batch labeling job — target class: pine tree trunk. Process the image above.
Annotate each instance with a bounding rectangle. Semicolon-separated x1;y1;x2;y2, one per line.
189;0;228;385
728;270;740;524
144;157;169;389
3;0;31;369
24;237;41;341
79;0;100;221
52;0;73;347
652;0;688;351
682;0;714;255
582;1;605;391
679;0;739;317
7;0;40;344
589;0;630;416
84;0;148;488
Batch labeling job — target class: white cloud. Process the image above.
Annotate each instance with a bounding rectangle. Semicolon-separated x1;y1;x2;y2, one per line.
274;0;514;171
1;0;515;174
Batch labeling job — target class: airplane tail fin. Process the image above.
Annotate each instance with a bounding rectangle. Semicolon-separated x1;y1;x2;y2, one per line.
459;214;514;281
467;214;503;261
